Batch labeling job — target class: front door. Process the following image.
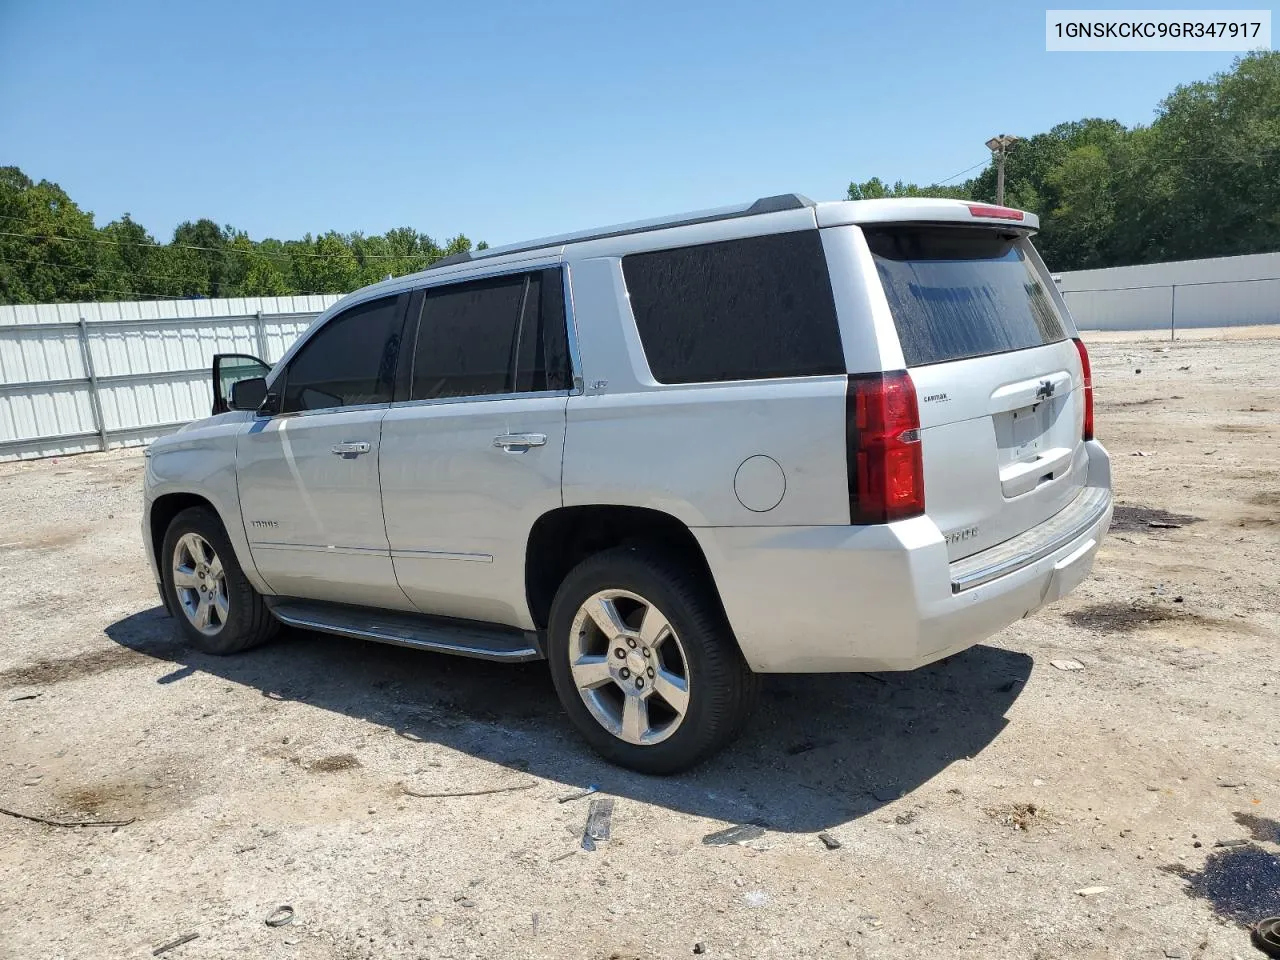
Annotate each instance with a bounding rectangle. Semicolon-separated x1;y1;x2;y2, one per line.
236;292;415;610
380;266;572;628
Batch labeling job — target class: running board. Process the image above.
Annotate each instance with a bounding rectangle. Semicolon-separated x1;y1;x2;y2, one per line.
265;598;543;662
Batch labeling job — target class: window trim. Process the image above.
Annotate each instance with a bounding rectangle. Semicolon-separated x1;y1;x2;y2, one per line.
389;387;573;412
266;291;411;418
396;262;580;409
562;262;584;395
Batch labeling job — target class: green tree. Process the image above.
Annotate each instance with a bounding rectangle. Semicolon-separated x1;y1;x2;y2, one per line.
1043;145;1119;269
0;166;490;303
847;176;972;202
1136;50;1280;262
288;232;360;294
230;235;291;296
441;234;473;258
0;167;100;302
96;214;171;297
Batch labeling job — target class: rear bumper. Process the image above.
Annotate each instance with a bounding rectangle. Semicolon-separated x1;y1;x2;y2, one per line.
694;440;1112;673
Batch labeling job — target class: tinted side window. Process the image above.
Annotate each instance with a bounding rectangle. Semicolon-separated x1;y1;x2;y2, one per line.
513;268;572;393
411;275;525;400
622;231;844;384
281;295;403;413
410;269;571;400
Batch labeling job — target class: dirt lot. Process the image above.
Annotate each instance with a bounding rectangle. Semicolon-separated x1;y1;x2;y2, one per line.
1;334;1277;960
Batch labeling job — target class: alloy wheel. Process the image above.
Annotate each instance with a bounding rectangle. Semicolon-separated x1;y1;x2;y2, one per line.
568;589;691;745
172;532;228;636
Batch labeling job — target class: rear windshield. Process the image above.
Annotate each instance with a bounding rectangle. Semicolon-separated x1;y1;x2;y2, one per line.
865;227;1067;367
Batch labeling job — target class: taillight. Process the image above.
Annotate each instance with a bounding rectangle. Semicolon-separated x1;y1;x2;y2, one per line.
967;204;1025;221
847;371;925;524
1073;337;1094;441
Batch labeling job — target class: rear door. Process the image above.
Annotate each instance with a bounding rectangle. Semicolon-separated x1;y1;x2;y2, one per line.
864;225;1087;560
379;266;571;629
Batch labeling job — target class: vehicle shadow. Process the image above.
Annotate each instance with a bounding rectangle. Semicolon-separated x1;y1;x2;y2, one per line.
105;607;1031;834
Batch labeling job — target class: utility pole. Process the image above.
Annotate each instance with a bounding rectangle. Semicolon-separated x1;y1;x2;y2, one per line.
985;134;1019;205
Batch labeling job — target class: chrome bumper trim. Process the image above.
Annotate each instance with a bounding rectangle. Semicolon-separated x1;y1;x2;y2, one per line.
949;486;1111;593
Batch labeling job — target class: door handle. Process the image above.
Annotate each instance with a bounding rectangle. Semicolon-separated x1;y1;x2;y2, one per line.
493;433;547;452
331;441;371;458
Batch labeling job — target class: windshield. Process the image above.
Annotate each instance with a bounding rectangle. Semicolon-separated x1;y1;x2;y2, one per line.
865;226;1068;367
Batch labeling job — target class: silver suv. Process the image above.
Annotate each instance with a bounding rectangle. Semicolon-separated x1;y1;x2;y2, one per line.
143;194;1113;773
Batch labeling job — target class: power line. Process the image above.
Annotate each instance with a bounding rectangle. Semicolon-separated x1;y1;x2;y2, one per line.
0;273;189;301
82;287;190;301
0;253;329;299
1135;149;1280;162
934;158;991;185
929;148;1276;187
0;215;447;262
0;251;226;288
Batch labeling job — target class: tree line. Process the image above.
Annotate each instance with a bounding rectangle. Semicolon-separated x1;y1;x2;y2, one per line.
2;52;1276;304
0;170;485;304
849;51;1278;271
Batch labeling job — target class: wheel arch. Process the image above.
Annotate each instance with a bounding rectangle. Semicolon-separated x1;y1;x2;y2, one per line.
147;490;271;596
524;504;727;634
149;492;218;570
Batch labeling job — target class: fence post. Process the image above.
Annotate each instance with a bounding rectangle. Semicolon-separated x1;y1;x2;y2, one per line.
76;317;109;452
254;310;268;359
1170;284;1177;341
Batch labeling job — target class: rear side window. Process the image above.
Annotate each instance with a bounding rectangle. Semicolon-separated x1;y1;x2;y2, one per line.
412;275;525;400
865;227;1067;367
622;231;844;384
281;295;404;413
411;268;570;400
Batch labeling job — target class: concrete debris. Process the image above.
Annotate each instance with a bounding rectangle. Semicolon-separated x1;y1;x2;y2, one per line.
702;822;766;846
581;797;615;851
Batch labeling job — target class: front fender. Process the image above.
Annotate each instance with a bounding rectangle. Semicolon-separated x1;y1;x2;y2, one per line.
144;414;271;595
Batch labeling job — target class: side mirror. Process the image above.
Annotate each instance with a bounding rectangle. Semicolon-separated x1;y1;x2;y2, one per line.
213;353;272;414
229;377;269;412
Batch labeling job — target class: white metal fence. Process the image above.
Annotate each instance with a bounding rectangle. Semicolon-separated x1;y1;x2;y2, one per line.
0;295;340;461
1055;250;1280;333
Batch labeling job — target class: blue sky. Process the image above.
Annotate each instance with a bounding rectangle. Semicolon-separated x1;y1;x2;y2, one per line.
0;0;1249;247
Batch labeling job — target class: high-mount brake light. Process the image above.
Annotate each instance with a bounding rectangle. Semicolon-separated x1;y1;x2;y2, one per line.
966;204;1025;221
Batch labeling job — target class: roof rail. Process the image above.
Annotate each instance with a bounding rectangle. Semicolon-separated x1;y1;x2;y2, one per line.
423;193;815;271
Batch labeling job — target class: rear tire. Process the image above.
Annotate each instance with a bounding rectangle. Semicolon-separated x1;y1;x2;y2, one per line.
160;506;278;655
546;545;758;774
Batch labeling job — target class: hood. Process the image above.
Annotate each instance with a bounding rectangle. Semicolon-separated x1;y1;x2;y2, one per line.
148;410;254;454
178;410;255;434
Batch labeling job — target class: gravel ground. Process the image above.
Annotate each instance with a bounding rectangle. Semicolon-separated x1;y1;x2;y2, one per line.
1;334;1277;960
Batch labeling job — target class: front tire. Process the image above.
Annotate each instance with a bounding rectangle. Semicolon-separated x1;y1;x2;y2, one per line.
546;545;758;774
160;506;278;655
